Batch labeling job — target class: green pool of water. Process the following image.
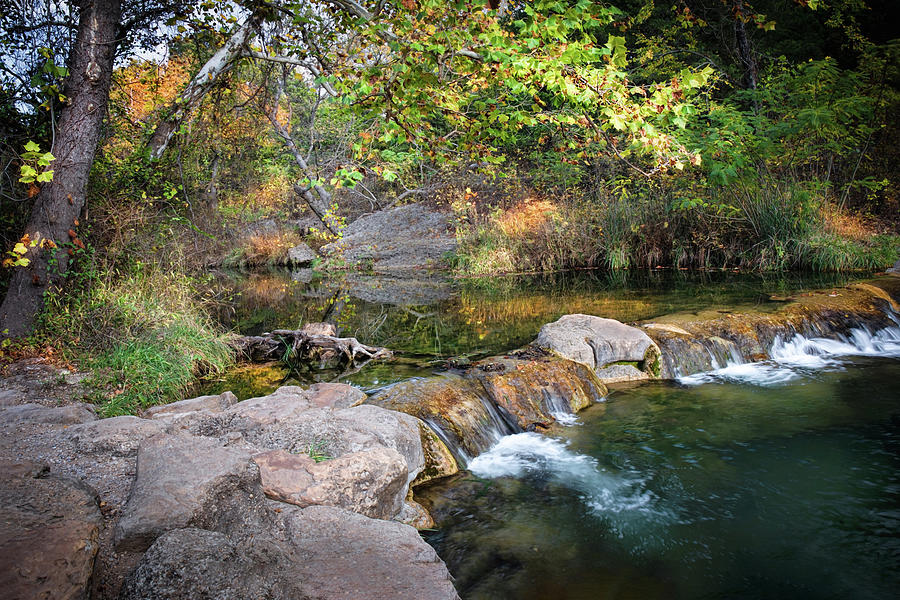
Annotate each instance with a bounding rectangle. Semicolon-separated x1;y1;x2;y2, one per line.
200;269;865;398
420;356;900;599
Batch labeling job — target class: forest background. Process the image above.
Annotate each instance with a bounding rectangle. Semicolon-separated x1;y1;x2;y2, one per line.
0;0;897;413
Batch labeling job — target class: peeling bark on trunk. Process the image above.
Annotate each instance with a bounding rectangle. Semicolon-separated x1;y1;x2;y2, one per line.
148;19;258;159
0;0;122;338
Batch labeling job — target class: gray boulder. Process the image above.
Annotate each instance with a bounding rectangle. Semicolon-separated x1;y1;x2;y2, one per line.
113;434;268;552
118;528;302;600
534;314;661;381
144;391;237;419
0;402;96;425
888;258;900;275
286;242;317;266
321;203;456;273
254;447;407;519
245;404;425;487
66;415;168;457
0;460;102;600
284;505;460;600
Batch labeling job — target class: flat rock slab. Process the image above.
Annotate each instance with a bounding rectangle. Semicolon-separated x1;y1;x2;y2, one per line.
113;434;268;552
66;416;168;457
285;505;460;600
535;314;660;379
220;402;425;488
0;460;102;600
0;402;96;425
144;391;237;419
118;528;302;600
255;447;407;519
224;384;365;427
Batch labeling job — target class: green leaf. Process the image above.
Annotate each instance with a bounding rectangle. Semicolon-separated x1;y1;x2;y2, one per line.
24;140;40;153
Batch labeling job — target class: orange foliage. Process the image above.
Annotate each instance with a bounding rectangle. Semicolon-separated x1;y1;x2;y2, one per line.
495;197;559;238
823;204;879;241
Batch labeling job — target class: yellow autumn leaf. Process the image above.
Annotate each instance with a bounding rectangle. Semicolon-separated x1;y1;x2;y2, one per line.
13;242;27;255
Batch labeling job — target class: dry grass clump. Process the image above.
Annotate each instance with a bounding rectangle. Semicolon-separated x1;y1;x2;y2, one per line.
224;230;305;268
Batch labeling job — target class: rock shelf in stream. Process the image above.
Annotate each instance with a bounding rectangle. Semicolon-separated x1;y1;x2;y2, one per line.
368;354;608;465
641;278;900;378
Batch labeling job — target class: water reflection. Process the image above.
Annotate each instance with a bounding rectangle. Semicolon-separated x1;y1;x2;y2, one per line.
199;269;867;398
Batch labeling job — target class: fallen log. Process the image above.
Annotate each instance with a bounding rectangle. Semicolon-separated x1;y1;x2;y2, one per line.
230;329;393;365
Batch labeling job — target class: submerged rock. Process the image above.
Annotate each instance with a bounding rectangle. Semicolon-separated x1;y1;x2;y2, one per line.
0;460;102;600
534;314;661;382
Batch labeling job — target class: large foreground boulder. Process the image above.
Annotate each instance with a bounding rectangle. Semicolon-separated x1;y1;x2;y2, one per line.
215;399;425;488
283;505;460;600
254;447;408;519
534;314;661;382
119;505;459;600
0;460;102;600
118;528;303;600
113;434;268;552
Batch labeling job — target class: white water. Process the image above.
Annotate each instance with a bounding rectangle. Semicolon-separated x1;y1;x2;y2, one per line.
469;432;659;519
678;321;900;387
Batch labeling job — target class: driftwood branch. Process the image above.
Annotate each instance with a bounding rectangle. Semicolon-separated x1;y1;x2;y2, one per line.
230;330;392;365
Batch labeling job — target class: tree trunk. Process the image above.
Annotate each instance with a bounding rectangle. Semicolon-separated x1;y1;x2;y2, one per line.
0;0;122;338
732;0;758;91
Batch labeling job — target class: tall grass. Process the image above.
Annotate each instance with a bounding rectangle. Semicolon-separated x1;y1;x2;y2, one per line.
451;179;898;275
37;266;234;416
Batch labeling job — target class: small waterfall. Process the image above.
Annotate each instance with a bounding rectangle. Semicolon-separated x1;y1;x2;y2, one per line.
368;374;520;468
679;321;900;386
367;356;606;468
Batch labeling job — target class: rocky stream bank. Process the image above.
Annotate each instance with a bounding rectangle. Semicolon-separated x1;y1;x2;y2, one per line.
2;273;899;599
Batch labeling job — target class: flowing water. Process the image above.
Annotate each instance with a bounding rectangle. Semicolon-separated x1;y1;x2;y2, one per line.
200;269;863;397
203;268;898;597
420;331;900;600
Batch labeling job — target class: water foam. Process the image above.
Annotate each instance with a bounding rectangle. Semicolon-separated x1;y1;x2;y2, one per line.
469;432;657;516
678;321;900;387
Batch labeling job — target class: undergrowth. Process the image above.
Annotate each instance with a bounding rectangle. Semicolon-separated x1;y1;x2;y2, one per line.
35;264;233;416
451;178;898;275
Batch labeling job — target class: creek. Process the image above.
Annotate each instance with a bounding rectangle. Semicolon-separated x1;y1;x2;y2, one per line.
200;269;863;397
203;268;900;599
419;332;900;599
